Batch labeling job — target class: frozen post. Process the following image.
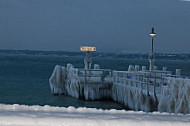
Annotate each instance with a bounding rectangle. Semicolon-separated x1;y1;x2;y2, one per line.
149;27;156;71
84;51;92;70
80;46;96;70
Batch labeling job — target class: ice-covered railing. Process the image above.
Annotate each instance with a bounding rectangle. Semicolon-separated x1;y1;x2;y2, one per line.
111;70;162;111
64;67;113;100
158;77;190;114
77;69;113;84
112;70;172;97
49;64;113;99
112;65;190;113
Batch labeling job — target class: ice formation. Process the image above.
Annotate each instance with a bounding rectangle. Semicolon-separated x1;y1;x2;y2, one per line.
49;64;112;100
111;83;156;112
0;104;189;126
158;78;190;114
49;63;190;114
49;65;66;95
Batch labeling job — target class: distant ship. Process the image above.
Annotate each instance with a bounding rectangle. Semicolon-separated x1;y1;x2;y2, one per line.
49;28;190;114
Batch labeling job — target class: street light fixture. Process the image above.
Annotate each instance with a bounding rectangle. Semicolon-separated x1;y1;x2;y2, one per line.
149;27;156;71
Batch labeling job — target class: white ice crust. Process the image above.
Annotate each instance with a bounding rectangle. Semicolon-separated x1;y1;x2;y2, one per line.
158;77;190;113
49;64;190;114
0;104;190;126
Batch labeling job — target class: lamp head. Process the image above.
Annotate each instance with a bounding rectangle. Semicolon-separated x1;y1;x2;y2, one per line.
150;27;156;37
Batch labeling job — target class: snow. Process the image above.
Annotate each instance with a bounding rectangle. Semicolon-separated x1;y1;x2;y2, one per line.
0;104;189;126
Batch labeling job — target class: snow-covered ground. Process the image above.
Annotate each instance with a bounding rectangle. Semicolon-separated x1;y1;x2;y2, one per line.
0;104;189;126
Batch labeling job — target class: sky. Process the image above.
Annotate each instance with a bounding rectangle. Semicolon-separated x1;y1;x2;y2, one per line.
0;0;190;53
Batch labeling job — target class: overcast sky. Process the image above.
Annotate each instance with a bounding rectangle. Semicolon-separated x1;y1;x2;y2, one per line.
0;0;190;53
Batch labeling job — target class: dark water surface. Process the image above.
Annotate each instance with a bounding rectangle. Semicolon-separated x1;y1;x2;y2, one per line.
0;54;189;109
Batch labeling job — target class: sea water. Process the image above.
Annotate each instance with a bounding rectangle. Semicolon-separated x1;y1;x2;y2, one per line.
0;54;189;110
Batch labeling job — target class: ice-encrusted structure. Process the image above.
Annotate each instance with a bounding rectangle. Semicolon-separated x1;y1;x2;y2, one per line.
158;78;190;114
49;65;66;94
49;64;112;100
49;63;190;114
111;83;156;112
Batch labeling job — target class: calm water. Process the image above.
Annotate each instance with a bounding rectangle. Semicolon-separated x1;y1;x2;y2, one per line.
0;54;189;109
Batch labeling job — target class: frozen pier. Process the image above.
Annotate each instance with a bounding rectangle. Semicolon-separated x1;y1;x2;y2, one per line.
49;64;113;100
49;29;190;114
49;63;190;114
112;68;190;113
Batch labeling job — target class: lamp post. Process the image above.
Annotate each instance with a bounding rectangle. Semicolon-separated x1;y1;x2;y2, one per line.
149;27;156;71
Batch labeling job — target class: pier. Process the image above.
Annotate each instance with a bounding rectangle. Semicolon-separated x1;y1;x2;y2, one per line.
49;63;190;114
49;29;190;114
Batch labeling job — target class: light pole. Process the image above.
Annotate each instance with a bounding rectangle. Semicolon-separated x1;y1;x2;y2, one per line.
149;27;156;71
